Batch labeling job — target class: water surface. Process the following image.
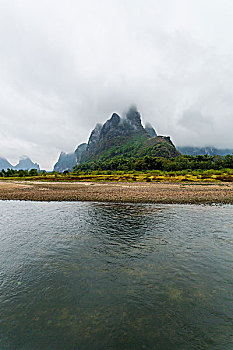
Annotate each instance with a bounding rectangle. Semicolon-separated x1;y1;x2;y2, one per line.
0;201;232;349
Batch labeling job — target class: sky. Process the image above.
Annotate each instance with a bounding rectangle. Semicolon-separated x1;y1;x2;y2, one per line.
1;0;233;169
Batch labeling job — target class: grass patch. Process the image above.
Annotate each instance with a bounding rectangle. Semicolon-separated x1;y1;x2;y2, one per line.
0;169;233;183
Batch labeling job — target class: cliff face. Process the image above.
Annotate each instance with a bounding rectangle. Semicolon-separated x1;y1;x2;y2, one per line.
75;143;87;163
53;152;77;172
53;143;87;172
86;124;102;154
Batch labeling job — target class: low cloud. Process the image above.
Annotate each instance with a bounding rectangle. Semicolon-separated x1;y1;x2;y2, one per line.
0;0;233;169
179;109;213;134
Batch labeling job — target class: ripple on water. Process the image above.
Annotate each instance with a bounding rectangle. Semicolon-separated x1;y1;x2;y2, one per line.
0;201;233;350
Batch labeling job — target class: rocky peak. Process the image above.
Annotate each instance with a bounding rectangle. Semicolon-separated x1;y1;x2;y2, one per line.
99;113;121;141
110;113;121;125
125;106;143;130
104;113;120;130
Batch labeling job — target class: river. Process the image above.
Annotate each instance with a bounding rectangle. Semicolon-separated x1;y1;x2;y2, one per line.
0;201;232;349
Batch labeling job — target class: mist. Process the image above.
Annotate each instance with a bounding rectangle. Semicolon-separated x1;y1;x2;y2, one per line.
1;0;233;169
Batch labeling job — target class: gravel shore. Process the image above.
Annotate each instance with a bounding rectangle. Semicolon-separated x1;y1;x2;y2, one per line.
0;180;233;204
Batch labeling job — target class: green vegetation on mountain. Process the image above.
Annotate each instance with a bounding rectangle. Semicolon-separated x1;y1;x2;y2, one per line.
81;134;178;164
75;154;233;172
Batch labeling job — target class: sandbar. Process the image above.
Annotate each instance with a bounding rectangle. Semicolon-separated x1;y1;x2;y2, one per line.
0;180;232;204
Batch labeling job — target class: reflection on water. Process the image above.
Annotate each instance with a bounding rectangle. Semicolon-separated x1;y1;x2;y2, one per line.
0;201;233;350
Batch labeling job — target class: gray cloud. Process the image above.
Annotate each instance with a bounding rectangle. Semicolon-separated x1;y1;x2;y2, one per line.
0;0;233;169
179;109;213;133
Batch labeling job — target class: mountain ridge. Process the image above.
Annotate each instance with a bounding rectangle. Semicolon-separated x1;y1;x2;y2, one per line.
0;156;40;171
177;146;233;157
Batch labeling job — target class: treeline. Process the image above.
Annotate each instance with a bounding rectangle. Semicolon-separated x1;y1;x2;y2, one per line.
1;155;233;177
75;154;233;172
0;168;39;177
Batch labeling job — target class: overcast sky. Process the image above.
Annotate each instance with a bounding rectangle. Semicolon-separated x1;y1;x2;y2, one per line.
1;0;233;169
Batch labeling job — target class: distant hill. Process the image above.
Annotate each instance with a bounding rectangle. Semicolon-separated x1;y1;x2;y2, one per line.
0;156;40;171
14;156;40;171
0;157;13;171
53;152;77;172
54;106;179;171
178;146;233;157
54;143;87;172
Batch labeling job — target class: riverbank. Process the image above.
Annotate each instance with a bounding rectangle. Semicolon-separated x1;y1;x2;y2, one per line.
0;180;233;203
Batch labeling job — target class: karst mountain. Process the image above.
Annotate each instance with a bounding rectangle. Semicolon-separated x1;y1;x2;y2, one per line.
54;106;179;172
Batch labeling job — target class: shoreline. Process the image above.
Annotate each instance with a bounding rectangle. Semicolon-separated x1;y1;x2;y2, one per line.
0;180;233;204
